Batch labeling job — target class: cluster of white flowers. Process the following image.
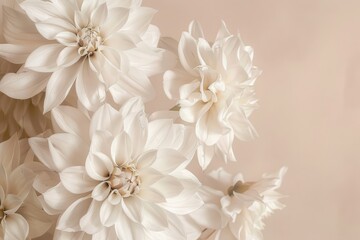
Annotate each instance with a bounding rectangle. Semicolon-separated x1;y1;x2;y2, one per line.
0;0;286;239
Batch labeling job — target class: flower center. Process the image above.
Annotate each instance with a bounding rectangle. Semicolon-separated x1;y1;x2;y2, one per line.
227;181;254;196
109;165;140;198
77;26;102;56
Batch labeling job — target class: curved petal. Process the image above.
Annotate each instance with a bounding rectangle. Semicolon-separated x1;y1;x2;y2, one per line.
3;194;23;214
111;132;132;166
141;202;168;231
51;105;90;139
75;60;105;111
121;197;142;223
57;196;92;232
57;46;81;67
79;199;102;234
99;200;122;227
60;166;98;194
178;32;201;75
90;2;108;27
150;149;188;174
0;71;49;99
42;183;79;213
115;212;144;240
123;7;156;34
91;181;111;201
85;152;113;181
35;18;76;40
43;60;81;113
3;213;29;240
0;44;35;64
24;44;64;72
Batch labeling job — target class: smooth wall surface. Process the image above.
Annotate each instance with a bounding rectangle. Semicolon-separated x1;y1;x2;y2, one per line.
145;1;360;239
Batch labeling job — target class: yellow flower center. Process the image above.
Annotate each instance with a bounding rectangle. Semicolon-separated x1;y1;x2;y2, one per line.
227;181;254;196
77;27;103;56
109;164;140;198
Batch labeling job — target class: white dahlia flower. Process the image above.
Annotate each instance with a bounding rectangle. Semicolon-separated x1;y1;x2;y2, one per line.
30;97;203;239
202;167;287;240
163;21;260;169
0;135;52;240
0;0;174;112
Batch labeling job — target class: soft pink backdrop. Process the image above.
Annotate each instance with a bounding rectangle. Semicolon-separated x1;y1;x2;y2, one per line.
145;1;360;239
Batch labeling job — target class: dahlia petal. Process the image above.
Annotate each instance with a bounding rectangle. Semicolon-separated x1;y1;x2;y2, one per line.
55;31;78;47
150;176;184;199
3;213;29;240
91;181;111;201
178;32;200;75
48;133;88;170
43;61;80;113
115;213;144;240
99;47;122;70
53;230;91;240
25;43;64;72
99;200;122;227
215;21;232;42
35;18;76;40
51;105;90;138
101;7;129;36
89;131;113;157
81;0;100;16
91;2;108;27
0;44;36;64
136;150;157;169
108;190;121;205
163;70;193;99
8;166;34;201
75;60;105;111
79;200;102;234
160;194;203;215
90;104;122;137
85;152;113;181
57;46;81;67
42;183;79;212
137;186;165;203
57;196;92;232
197;38;216;68
111;132;132;165
151;149;188;174
3;194;23;214
214;226;237;240
190;204;223;229
197;144;215;170
20;0;58;22
74;10;89;29
121;197;142;223
105;32;136;51
60;166;98;194
189;20;204;39
92;227;117;240
0;71;48;100
141;202;168;231
123;7;157;34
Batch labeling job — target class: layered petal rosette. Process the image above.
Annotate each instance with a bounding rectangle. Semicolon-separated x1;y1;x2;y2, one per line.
0;135;52;240
30;98;203;239
198;167;287;240
164;21;260;169
0;0;174;112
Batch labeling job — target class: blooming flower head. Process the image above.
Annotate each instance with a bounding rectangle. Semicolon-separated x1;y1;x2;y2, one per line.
30;97;203;239
203;167;287;240
0;134;52;240
163;21;260;169
0;0;174;112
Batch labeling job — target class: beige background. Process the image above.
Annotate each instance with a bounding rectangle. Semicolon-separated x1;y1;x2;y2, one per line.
145;1;360;239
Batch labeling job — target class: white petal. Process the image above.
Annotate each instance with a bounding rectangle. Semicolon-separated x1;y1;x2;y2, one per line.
197;144;215;170
75;60;105;111
89;104;122;137
85;152;113;181
55;31;78;46
3;194;23;214
35;18;76;40
111;132;132;166
0;44;35;64
7;166;34;201
150;176;184;199
99;200;122;227
25;44;64;72
101;7;129;36
0;72;48;99
90;2;108;27
44;61;81;113
3;213;29;240
123;7;157;34
51;105;90;139
89;131;113;160
215;226;237;240
57;196;92;232
105;32;135;51
136;150;157;170
20;0;58;22
115;213;144;240
150;149;188;174
107;190;121;205
91;182;111;201
163;69;193;100
42;183;79;213
137;186;165;203
57;46;81;67
121;197;142;223
53;230;91;240
160;194;203;215
60;166;98;194
79;200;102;234
189;21;204;39
178;32;200;75
141;202;168;231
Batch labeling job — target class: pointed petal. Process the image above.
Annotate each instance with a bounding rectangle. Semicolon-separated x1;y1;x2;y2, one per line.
25;44;64;72
79;200;102;234
85;152;113;181
100;200;122;227
111;132;132;166
3;213;29;240
60;166;98;194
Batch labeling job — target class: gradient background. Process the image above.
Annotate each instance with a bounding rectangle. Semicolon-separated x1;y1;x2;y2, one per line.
145;1;360;239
